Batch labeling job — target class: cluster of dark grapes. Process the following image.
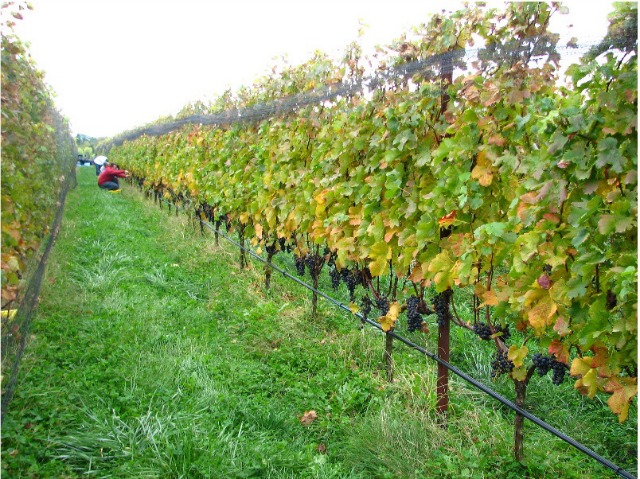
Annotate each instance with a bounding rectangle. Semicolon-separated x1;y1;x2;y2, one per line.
294;256;306;276
491;351;514;378
376;295;390;316
406;296;424;332
278;237;287;252
433;291;451;326
551;361;568;385
305;254;324;277
265;242;278;257
473;322;492;340
342;269;361;301
360;294;372;319
329;267;341;290
532;353;568;385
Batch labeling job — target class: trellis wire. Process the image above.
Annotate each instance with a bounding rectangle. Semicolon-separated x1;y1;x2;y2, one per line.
194;213;636;479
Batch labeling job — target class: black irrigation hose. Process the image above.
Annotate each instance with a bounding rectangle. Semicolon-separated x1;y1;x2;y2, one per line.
198;217;636;479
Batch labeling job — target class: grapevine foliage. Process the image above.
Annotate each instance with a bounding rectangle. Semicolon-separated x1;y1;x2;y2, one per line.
110;3;637;420
1;3;76;308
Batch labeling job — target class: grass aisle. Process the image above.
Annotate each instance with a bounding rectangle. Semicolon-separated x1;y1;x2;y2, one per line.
1;168;636;479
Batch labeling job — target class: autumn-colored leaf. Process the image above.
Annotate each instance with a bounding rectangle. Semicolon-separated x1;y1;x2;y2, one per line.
438;210;457;227
508;345;528;368
604;377;637;422
553;317;571;337
379;301;402;332
300;410;318;426
527;295;557;330
479;290;498;307
548;339;569;364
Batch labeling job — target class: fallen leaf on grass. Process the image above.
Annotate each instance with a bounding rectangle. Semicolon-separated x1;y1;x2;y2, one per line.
300;410;318;426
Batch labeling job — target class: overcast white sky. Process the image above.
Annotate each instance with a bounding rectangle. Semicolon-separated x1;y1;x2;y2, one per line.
9;0;615;138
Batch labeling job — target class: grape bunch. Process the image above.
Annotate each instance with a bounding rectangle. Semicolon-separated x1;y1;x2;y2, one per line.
491;351;514;378
329;267;341;290
532;353;553;376
278;237;287;252
473;322;492;340
265;242;277;257
433;291;451;326
376;295;390;316
360;294;372;319
532;353;568;385
343;269;361;301
294;255;305;276
406;296;424;332
551;361;568;385
305;254;324;277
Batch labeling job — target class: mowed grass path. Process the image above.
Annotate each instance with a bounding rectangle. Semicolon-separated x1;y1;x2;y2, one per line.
1;167;636;479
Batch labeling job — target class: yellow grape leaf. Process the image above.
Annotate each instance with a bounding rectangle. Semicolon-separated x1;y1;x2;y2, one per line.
479;290;499;307
574;368;600;399
349;303;360;315
255;223;263;239
511;366;528;381
570;357;592;377
527;295;557;330
605;377;638;423
428;250;455;292
379;302;402;332
508;345;528;368
368;241;391;277
471;151;494;186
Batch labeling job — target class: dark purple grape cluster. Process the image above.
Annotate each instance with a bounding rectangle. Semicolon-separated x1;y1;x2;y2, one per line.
294;255;305;276
473;322;492;340
338;268;362;301
532;353;553;376
551;361;568;385
278;237;286;252
406;296;424;332
433;291;451;326
360;294;372;319
376;295;390;316
329;267;341;290
305;254;324;277
265;242;277;257
533;353;568;385
491;351;514;378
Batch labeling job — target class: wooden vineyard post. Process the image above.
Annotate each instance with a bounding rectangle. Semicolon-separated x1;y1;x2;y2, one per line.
436;290;451;425
436;52;454;427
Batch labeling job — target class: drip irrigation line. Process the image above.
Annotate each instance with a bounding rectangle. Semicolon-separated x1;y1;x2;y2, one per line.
197;216;636;479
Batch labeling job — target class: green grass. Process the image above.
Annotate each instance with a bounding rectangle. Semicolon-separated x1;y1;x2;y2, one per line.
1;167;636;479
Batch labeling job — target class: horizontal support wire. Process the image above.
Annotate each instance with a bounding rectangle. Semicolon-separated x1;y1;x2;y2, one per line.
196;215;636;479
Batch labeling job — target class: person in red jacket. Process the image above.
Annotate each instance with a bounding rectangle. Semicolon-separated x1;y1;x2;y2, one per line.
98;163;129;191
